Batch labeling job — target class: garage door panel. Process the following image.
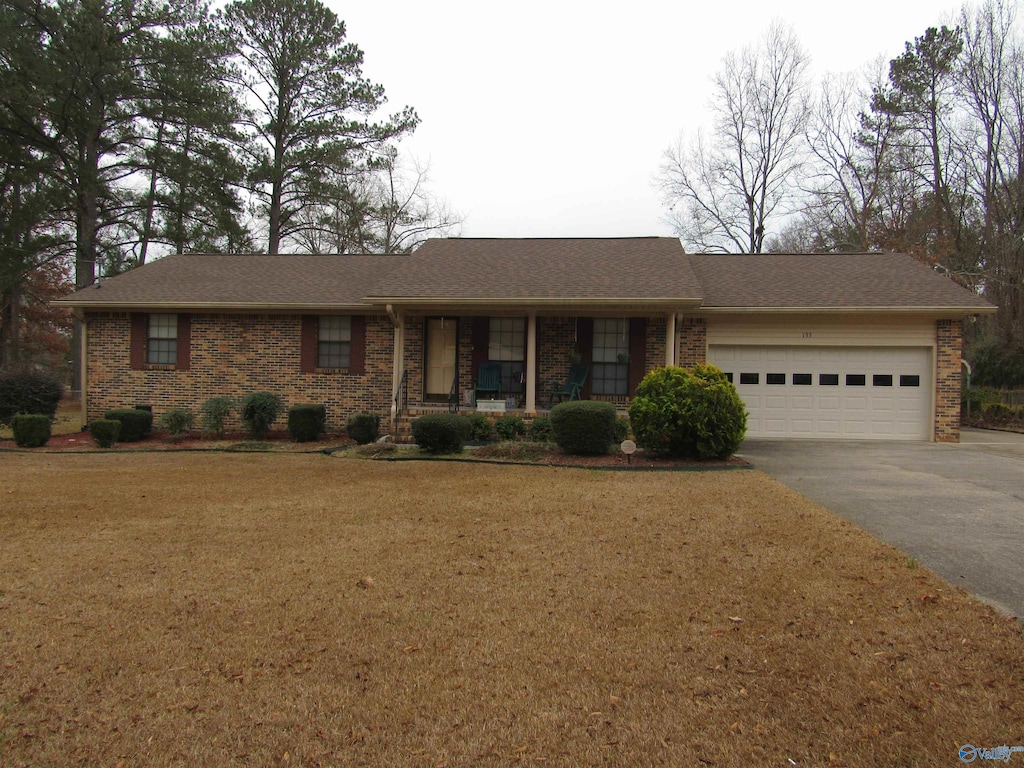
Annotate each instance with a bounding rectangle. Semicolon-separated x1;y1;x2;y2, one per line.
708;345;931;441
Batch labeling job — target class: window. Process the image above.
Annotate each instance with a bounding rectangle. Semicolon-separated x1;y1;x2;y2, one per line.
846;374;866;386
900;375;920;387
792;373;812;386
592;318;629;396
766;373;786;385
739;372;759;385
819;374;839;386
147;314;177;365
489;318;525;393
318;316;351;369
873;374;893;387
723;372;734;383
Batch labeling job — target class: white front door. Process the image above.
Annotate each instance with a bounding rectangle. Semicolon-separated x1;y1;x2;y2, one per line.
708;345;932;440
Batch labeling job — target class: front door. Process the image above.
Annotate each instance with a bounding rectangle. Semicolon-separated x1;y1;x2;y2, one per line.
425;318;457;398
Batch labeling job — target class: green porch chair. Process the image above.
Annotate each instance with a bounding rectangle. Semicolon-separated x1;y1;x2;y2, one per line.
474;362;502;403
548;364;589;407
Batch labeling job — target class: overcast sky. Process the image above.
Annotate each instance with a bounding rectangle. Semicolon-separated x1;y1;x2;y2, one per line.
330;0;963;239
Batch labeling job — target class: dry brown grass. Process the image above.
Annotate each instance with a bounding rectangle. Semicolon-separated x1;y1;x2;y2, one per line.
0;454;1021;767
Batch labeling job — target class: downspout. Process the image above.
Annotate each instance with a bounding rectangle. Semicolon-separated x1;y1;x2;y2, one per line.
387;304;403;426
666;313;677;367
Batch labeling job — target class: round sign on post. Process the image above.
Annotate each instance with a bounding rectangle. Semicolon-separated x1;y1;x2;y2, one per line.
620;439;637;464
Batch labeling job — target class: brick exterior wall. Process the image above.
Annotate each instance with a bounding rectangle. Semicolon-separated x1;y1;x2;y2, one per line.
935;318;962;443
402;316;424;408
85;312;393;432
676;317;708;367
645;316;667;372
537;316;578;405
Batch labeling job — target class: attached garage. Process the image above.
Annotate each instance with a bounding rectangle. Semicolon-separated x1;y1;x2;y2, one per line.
708;344;932;440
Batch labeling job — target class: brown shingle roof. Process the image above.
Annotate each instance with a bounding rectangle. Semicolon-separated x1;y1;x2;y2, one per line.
57;253;400;309
366;238;701;302
687;252;994;310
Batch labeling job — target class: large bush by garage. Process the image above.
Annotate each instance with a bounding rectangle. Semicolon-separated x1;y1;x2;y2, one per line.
550;400;617;455
629;364;746;459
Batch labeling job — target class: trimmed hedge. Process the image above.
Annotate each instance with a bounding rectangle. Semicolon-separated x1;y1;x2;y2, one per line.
629;364;746;459
550;400;617;455
104;408;154;442
241;391;284;439
411;413;465;454
465;413;493;442
159;407;194;437
89;419;121;448
0;371;63;425
11;414;51;448
346;412;381;444
529;416;553;442
199;396;234;438
495;415;526;441
288;403;327;442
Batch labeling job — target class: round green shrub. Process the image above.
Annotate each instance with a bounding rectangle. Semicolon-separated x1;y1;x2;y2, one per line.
104;408;154;442
241;392;284;439
550;400;617;455
346;412;381;444
529;416;553;442
629;364;746;459
199;396;234;438
89;419;121;448
411;413;465;454
495;415;526;441
0;371;63;425
159;407;195;437
465;413;493;442
11;414;52;448
288;403;327;442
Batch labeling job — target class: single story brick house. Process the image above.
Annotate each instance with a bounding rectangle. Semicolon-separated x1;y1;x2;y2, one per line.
55;237;995;442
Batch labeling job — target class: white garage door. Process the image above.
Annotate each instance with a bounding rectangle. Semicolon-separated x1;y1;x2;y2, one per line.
708;346;932;440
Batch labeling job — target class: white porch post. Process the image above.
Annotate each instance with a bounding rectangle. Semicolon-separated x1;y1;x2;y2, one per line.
525;311;537;415
390;309;405;423
666;312;677;367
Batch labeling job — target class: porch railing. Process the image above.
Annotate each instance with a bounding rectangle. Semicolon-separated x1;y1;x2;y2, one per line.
394;369;408;415
448;372;460;413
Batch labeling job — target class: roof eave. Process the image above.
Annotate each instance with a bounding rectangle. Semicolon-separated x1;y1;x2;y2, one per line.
56;300;377;313
694;305;998;315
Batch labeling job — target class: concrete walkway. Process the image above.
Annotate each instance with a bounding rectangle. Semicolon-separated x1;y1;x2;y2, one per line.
737;428;1024;618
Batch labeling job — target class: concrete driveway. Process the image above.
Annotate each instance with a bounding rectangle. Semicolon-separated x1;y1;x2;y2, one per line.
736;428;1024;619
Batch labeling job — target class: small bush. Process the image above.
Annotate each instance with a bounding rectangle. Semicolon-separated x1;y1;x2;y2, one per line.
465;413;493;442
982;401;1015;424
411;413;465;454
241;392;284;439
529;416;553;442
104;408;154;442
962;386;999;418
346;412;381;444
89;419;121;448
0;370;63;425
613;417;630;443
11;414;51;448
550;400;617;455
288;403;327;442
199;396;234;438
495;415;526;441
159;407;195;438
629;364;746;459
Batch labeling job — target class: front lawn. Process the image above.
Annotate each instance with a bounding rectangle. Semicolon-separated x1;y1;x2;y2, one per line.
0;454;1020;766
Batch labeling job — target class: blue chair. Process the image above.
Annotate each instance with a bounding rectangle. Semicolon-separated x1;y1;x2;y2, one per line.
548;364;589;407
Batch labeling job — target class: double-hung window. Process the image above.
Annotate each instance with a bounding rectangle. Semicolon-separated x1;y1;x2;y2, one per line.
488;317;525;394
318;316;352;369
147;314;177;365
592;318;629;396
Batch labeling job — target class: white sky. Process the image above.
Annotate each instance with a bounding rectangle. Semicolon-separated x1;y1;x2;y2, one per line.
331;0;963;238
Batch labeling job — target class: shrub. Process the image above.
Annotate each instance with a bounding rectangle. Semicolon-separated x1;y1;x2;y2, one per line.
529;416;553;442
550;400;617;455
962;387;999;418
199;396;234;438
613;417;630;443
629;364;746;459
411;413;465;454
104;408;154;442
346;412;381;444
159;407;194;438
465;413;493;442
1018;405;1024;421
11;414;51;448
240;392;284;439
288;403;327;442
981;401;1015;424
495;415;526;441
0;370;63;425
89;419;121;448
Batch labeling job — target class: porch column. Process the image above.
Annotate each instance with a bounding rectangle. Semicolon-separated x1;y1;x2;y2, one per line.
390;310;405;422
666;312;677;367
525;311;537;415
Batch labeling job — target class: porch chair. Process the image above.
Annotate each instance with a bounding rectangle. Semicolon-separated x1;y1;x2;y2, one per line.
547;363;589;407
474;362;502;403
